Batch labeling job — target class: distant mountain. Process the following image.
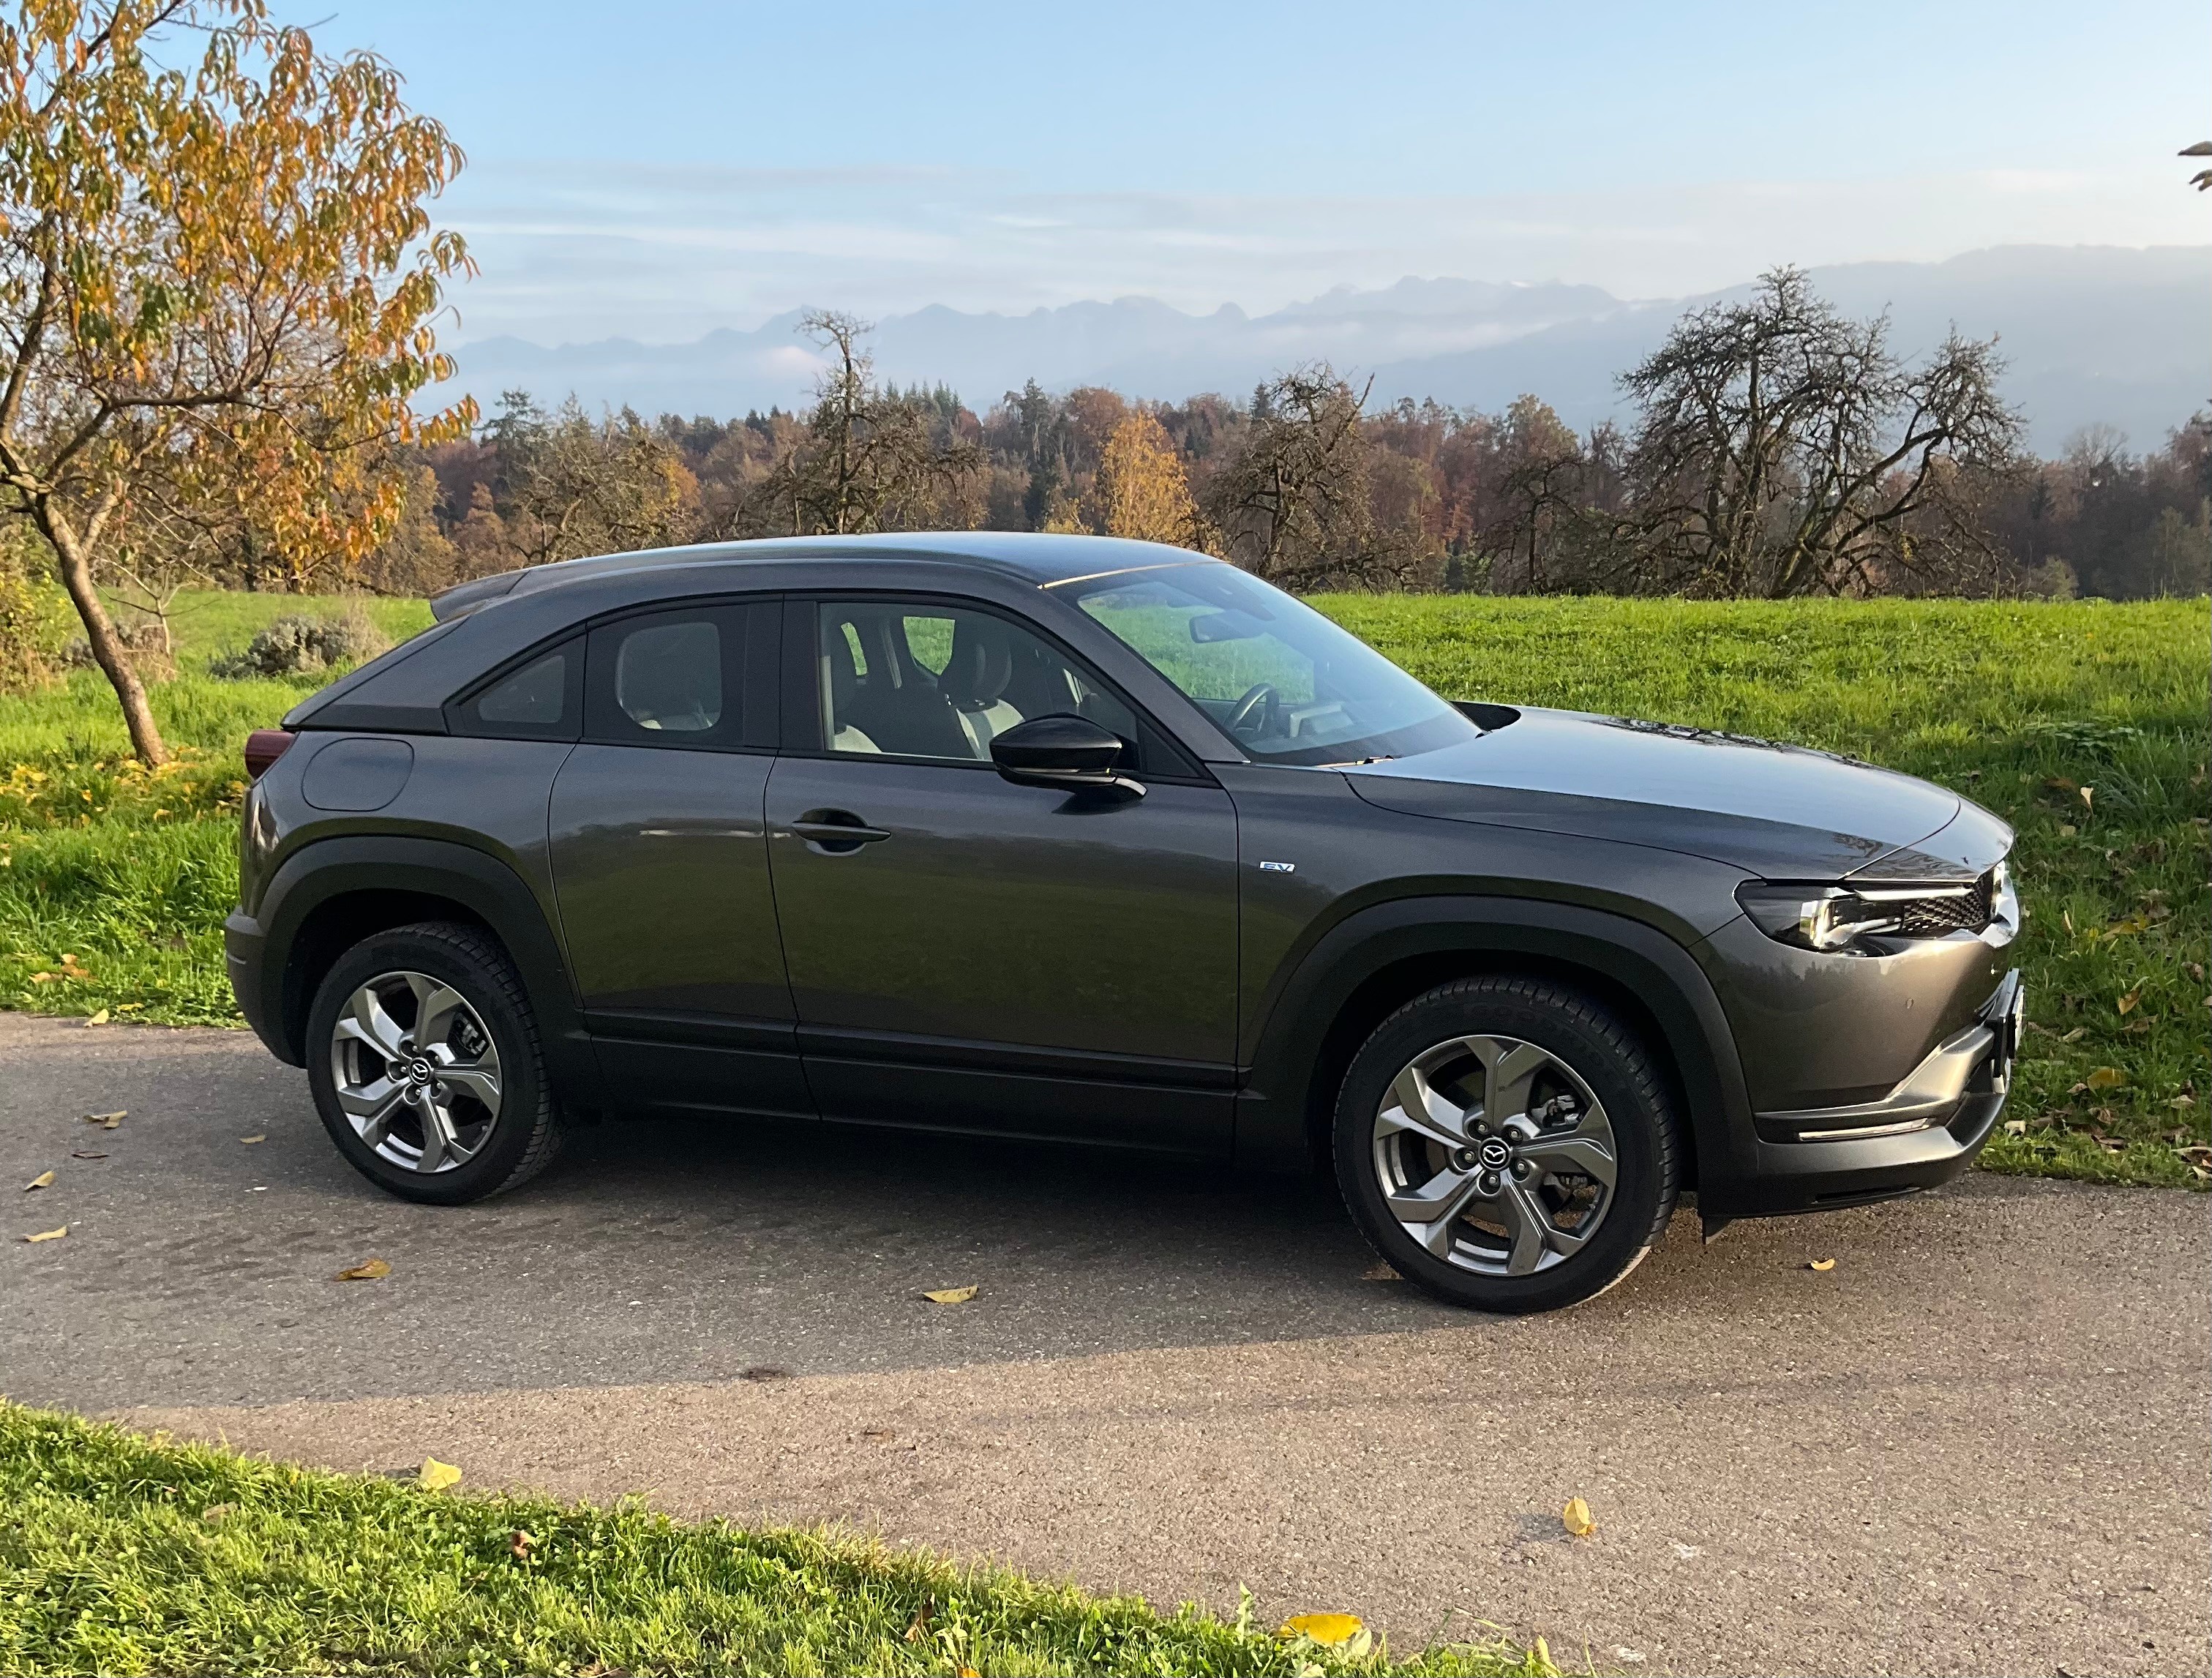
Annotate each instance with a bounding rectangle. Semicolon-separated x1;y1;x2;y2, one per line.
449;245;2211;456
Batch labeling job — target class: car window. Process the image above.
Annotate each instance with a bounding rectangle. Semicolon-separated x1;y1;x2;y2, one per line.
813;601;1137;763
1063;562;1477;766
457;641;580;740
585;605;754;749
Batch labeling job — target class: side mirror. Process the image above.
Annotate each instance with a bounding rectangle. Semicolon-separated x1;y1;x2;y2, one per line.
990;713;1144;797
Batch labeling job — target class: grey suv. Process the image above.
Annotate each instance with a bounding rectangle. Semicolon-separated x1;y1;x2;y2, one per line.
228;534;2023;1312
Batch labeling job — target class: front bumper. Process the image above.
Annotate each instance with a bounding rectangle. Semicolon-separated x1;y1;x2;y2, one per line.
1709;970;2022;1218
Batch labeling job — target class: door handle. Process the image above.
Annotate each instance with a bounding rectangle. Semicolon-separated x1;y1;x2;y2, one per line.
790;810;891;853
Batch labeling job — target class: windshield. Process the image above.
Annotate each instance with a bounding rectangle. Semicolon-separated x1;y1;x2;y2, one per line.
1060;563;1479;765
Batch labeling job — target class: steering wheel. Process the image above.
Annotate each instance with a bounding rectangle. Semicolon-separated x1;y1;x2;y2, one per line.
1225;681;1281;738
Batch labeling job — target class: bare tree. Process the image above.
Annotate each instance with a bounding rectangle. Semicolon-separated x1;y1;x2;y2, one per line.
1618;269;2022;597
1201;364;1377;587
743;312;980;537
484;394;699;566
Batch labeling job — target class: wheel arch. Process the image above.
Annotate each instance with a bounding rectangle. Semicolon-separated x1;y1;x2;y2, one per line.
1234;897;1755;1196
250;836;600;1102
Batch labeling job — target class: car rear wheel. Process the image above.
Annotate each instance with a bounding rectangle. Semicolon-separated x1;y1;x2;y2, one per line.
306;921;564;1205
1334;975;1682;1314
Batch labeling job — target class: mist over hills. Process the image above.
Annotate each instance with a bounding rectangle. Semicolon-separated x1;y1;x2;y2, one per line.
449;245;2210;456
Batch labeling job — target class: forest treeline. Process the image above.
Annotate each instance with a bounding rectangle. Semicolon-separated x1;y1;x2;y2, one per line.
340;274;2211;606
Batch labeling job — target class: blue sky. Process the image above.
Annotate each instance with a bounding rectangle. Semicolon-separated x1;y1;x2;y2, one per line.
307;0;2210;343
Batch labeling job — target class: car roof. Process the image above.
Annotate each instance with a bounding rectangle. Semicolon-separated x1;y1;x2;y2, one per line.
430;532;1219;622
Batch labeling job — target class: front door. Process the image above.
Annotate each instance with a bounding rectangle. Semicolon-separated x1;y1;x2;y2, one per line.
765;596;1238;1151
548;598;810;1120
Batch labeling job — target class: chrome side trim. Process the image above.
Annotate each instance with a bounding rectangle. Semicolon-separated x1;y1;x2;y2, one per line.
1763;1017;1999;1142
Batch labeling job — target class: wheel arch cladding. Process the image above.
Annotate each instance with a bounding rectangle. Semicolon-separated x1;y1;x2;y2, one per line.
1236;896;1754;1192
254;837;596;1100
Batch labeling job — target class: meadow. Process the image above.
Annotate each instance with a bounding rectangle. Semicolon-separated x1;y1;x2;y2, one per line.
1;589;2204;1187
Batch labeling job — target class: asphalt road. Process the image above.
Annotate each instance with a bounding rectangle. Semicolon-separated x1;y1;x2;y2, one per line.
4;1011;2208;1677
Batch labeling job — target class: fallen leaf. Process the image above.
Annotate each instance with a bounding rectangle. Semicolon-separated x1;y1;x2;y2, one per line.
1281;1614;1369;1652
200;1503;235;1524
1360;1261;1398;1281
83;1008;109;1027
334;1257;391;1281
23;1225;66;1243
509;1529;534;1559
2118;990;2140;1016
2058;824;2077;838
82;1111;124;1128
2085;1067;2129;1090
23;1170;53;1191
957;1667;981;1678
858;1427;896;1442
2170;1095;2195;1109
921;1285;978;1304
904;1600;934;1643
2080;785;2094;811
2003;1119;2028;1135
70;1151;107;1161
2059;1027;2086;1043
1561;1497;1597;1537
417;1458;461;1491
239;1135;266;1145
1808;1258;1837;1272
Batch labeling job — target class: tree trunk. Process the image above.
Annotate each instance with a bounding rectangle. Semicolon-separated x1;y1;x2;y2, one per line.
41;513;170;766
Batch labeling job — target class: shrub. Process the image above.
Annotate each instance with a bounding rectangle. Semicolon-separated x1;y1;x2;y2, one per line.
0;544;70;695
208;606;390;680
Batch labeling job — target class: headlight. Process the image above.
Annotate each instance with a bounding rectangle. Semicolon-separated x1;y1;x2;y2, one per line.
1736;871;2003;954
1736;884;1902;951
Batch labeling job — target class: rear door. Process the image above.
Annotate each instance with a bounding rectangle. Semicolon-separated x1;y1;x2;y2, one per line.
765;594;1239;1152
547;597;811;1120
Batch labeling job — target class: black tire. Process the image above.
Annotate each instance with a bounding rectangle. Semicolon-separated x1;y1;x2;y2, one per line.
305;920;565;1206
1333;975;1682;1314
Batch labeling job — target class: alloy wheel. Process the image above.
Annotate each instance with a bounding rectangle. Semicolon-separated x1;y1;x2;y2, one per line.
329;970;503;1174
1371;1032;1618;1276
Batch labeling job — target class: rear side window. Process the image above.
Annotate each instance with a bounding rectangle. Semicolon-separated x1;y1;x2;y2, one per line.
453;640;580;740
585;602;778;751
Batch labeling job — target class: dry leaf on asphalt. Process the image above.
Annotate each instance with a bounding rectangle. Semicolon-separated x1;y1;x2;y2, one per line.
83;1008;109;1027
1809;1258;1838;1272
23;1171;53;1191
334;1257;391;1281
509;1529;534;1559
82;1111;124;1128
921;1285;978;1304
70;1150;107;1161
23;1225;66;1243
418;1458;461;1491
1280;1614;1370;1654
239;1135;266;1145
1562;1497;1597;1537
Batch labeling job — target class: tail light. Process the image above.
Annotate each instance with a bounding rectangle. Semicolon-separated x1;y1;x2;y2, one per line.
244;730;297;782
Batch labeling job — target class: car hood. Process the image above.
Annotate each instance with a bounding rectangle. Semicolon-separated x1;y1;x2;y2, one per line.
1346;708;2010;880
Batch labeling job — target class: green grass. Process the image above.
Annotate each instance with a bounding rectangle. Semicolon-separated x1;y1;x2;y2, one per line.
0;1401;1553;1678
3;591;2205;1186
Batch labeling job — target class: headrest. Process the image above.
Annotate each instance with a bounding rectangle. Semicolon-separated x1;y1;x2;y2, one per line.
940;617;1012;710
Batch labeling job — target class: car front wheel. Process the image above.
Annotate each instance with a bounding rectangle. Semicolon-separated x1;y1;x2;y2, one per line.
306;921;564;1205
1334;975;1682;1314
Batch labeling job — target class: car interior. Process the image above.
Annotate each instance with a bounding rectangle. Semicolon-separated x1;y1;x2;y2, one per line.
817;602;1136;760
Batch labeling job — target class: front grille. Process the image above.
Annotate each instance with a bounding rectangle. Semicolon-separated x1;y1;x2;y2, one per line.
1887;871;1995;937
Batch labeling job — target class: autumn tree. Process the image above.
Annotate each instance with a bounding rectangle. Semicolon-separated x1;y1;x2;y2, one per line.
1093;411;1197;544
0;0;473;763
1618;268;2020;597
484;393;698;566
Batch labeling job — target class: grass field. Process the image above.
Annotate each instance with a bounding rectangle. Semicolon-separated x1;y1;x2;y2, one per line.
1;589;2205;1186
0;1401;1550;1678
